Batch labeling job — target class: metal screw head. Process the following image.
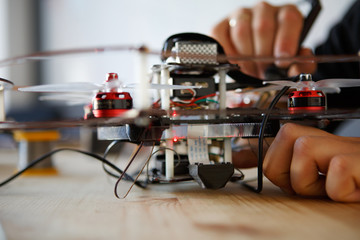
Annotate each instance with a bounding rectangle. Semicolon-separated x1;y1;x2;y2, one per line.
299;73;312;82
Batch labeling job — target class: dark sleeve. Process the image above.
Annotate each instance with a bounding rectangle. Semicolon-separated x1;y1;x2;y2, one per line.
313;0;360;108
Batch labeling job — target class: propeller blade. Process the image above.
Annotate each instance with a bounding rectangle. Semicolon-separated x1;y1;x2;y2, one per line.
149;84;202;90
316;87;341;94
18;82;102;93
125;83;202;90
39;94;93;105
235;85;282;93
262;80;299;88
314;78;360;88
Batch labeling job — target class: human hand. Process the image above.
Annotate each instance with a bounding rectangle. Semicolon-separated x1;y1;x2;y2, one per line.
263;123;360;202
232;138;270;168
211;1;316;78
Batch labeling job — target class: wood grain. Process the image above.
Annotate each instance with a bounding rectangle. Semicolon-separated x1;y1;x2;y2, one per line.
0;149;360;240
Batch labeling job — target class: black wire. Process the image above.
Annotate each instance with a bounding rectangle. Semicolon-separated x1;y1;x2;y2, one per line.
114;142;144;198
102;140;123;178
150;147;182;169
242;86;290;193
0;146;148;190
101;140;149;189
0;147;142;188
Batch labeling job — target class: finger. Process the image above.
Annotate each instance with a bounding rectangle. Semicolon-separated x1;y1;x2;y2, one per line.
228;8;257;77
229;8;253;55
290;136;360;197
232;138;273;168
326;153;360;202
263;123;332;194
288;48;316;76
252;2;278;76
274;5;303;68
210;18;237;57
232;149;258;168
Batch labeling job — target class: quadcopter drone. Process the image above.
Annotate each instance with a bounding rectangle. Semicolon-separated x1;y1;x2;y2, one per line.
1;30;358;198
1;0;360;198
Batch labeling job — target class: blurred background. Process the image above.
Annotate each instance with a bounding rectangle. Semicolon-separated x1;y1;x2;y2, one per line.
0;0;356;120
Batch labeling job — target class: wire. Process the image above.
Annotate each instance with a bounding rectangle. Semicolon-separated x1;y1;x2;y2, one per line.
171;93;218;108
101;140;153;190
173;88;197;104
242;86;290;193
194;98;219;104
102;140;122;178
191;93;216;103
0;148;142;188
113;142;144;198
150;147;182;169
113;142;158;199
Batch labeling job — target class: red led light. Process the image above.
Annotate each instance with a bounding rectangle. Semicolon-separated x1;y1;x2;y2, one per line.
173;137;179;142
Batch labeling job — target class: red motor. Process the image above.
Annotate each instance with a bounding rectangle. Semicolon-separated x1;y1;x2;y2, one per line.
91;73;133;118
92;91;133;118
288;90;326;111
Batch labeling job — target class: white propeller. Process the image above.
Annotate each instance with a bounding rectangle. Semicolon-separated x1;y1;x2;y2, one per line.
19;82;103;93
18;82;202;93
38;93;93;105
261;74;360;93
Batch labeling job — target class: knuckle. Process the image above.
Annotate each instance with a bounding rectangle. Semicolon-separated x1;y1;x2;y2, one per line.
234;8;252;24
277;123;298;141
235;8;252;18
293;136;313;155
252;3;276;36
254;1;272;11
279;5;303;24
327;156;352;202
230;9;252;41
253;18;276;36
329;155;348;174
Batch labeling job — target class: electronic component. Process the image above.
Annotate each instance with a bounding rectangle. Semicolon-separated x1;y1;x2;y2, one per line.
288;90;325;111
172;76;215;99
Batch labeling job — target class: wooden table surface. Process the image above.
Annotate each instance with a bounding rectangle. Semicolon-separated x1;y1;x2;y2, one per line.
1;147;360;240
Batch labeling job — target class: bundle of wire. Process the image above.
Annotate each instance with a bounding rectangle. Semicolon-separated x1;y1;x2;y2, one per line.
0;143;150;198
0;138;184;199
